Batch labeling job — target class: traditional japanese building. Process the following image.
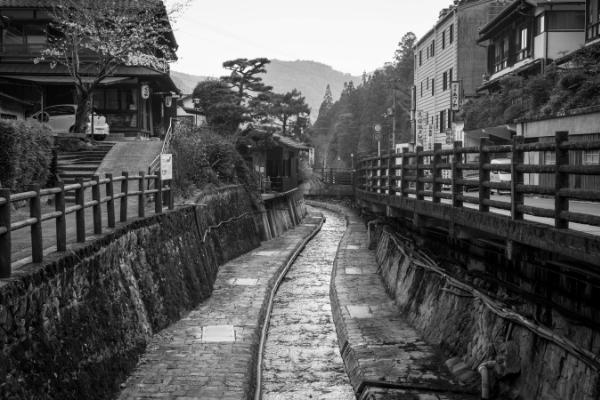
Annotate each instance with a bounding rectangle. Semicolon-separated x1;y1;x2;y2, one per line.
0;0;179;136
412;0;511;150
478;0;586;90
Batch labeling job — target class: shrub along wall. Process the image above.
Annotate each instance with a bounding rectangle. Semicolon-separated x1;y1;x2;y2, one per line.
0;120;53;191
0;186;280;400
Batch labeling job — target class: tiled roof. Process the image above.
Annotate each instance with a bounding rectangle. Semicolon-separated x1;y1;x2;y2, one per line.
0;63;170;76
0;0;163;8
273;133;311;151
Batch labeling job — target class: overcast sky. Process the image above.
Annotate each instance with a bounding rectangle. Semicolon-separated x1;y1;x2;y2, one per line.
167;0;454;77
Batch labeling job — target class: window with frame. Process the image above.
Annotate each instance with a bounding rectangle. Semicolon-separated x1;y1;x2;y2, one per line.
589;0;600;40
449;68;453;82
547;11;585;31
419;50;422;65
0;22;47;53
431;78;435;96
583;150;600;165
449;24;454;43
494;36;509;72
535;13;545;34
420;81;423;97
431;40;435;57
442;31;446;49
442;72;448;91
543;151;556;165
439;110;445;133
515;26;530;61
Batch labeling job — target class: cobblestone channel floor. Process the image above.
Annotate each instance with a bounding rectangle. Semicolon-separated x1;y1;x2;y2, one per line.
261;208;355;400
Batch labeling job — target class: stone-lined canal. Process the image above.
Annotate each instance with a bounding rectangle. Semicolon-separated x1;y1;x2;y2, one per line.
261;208;354;399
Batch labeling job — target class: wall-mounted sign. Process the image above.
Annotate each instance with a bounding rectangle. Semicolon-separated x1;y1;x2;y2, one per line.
160;153;173;180
450;81;461;111
141;84;150;100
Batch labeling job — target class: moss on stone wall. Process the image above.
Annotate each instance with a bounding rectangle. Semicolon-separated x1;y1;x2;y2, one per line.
0;186;268;400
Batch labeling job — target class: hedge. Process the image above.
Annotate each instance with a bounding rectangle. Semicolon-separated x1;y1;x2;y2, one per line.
0;120;53;192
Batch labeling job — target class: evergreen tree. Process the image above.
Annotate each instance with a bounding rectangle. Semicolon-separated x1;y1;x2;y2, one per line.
317;84;333;119
221;57;273;104
266;89;310;136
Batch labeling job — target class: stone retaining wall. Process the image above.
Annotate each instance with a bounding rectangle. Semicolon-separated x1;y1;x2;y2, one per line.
373;227;600;400
0;186;304;400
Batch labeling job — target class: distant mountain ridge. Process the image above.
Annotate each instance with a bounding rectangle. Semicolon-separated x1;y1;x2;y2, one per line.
171;59;362;120
170;70;212;94
261;60;362;121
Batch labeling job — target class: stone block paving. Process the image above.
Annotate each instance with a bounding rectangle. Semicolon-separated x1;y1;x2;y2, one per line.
117;215;322;400
329;208;478;400
261;208;355;400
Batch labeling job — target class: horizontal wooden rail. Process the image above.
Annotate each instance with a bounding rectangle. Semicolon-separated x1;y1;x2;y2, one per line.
0;171;174;278
357;131;600;262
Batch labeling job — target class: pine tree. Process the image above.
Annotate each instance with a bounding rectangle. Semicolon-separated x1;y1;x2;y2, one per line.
317;84;333;119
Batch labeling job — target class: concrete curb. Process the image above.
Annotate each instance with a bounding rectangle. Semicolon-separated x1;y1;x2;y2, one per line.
320;203;478;400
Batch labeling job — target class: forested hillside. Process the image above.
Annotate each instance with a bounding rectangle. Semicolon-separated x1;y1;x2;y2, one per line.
260;60;362;121
308;33;416;169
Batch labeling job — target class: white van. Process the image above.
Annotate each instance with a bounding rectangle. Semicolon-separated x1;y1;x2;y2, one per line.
490;158;511;194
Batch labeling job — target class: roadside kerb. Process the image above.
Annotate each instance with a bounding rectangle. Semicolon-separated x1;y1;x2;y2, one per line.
118;214;324;400
326;204;478;400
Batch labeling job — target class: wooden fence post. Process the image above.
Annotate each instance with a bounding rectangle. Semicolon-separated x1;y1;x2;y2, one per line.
29;185;43;263
0;189;12;278
479;138;490;212
92;175;101;235
555;131;569;229
106;174;115;228
387;153;393;196
168;180;174;210
155;174;163;214
138;171;146;218
511;136;525;221
55;182;66;252
400;148;408;197
432;143;442;203
120;171;129;222
416;146;424;201
452;141;463;208
75;178;85;243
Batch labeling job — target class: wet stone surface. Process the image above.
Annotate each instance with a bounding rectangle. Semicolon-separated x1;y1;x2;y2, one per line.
262;208;355;400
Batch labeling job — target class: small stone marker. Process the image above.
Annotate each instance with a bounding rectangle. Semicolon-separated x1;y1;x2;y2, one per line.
255;250;279;257
345;267;362;275
201;325;236;343
346;305;372;319
228;278;259;286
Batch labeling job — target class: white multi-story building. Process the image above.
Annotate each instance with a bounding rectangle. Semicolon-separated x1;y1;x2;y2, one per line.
412;0;512;150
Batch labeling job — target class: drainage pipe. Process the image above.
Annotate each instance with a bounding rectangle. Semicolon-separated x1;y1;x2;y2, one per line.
478;361;497;400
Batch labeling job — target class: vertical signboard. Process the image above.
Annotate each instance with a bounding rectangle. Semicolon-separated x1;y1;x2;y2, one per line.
450;81;462;111
160;154;173;180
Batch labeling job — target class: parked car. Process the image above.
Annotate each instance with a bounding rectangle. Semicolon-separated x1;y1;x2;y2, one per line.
490;158;511;194
462;157;511;193
29;104;110;140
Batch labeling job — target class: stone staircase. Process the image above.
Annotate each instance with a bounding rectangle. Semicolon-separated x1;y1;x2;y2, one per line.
57;142;116;186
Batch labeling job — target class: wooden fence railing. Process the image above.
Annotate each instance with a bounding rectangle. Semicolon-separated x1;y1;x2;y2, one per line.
358;131;600;230
314;168;354;185
0;172;174;278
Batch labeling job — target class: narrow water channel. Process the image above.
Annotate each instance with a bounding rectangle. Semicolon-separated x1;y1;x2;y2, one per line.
261;208;355;399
